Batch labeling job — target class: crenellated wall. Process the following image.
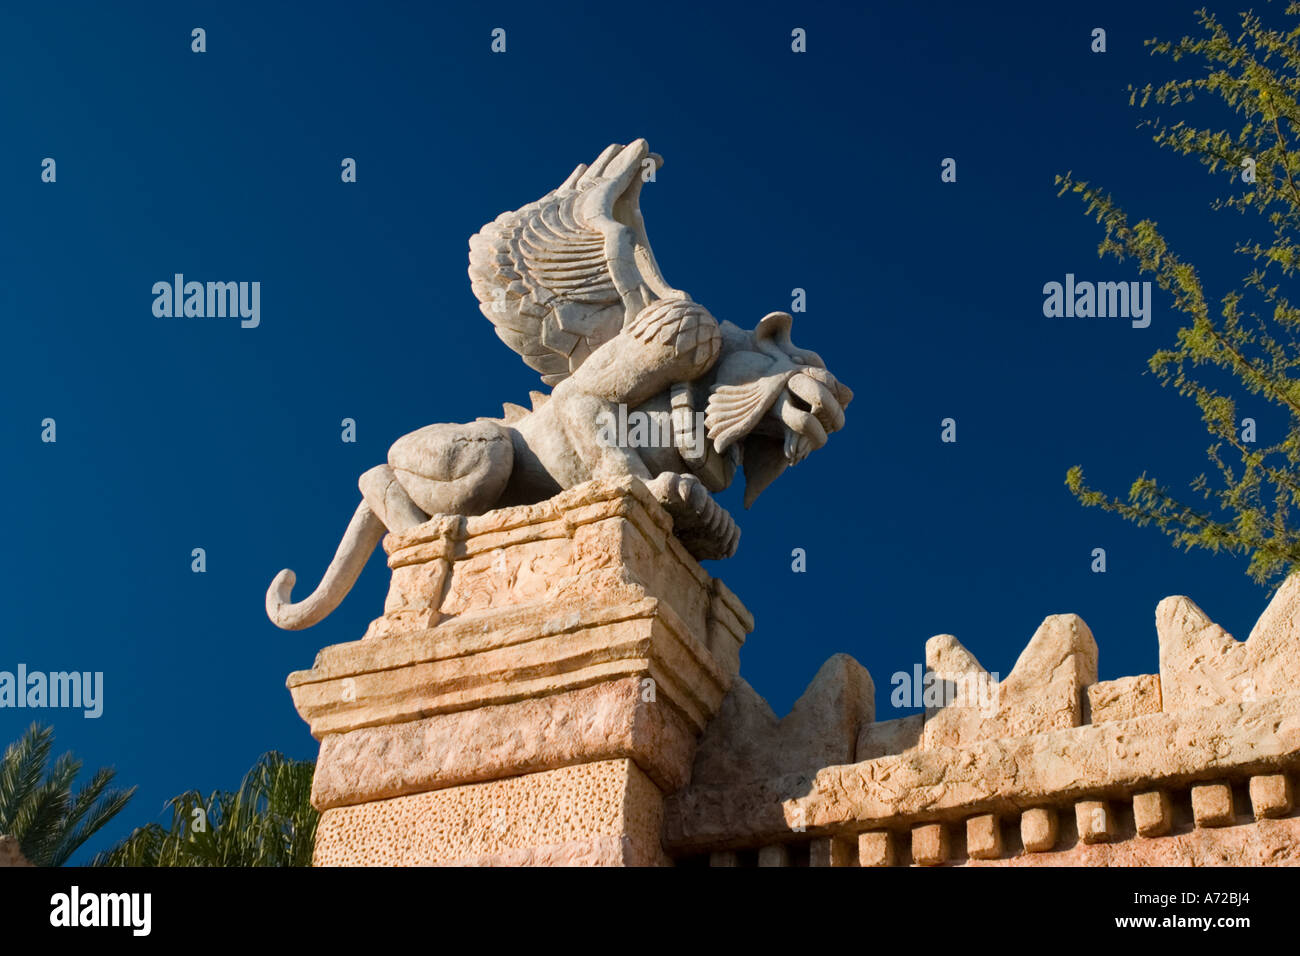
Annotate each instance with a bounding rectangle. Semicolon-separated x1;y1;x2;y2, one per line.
667;578;1300;866
286;480;1300;866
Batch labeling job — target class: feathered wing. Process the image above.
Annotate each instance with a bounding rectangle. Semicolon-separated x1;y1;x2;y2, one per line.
468;139;686;385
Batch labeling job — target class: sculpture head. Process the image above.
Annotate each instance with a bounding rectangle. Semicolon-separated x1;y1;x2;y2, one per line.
706;312;853;507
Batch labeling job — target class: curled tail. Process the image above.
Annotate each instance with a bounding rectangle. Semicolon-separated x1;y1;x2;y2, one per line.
266;501;386;630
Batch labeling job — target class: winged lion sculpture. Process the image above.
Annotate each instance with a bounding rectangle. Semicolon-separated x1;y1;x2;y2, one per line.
267;139;852;630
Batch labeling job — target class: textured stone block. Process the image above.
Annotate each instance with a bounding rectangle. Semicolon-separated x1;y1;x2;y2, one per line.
911;823;948;865
290;604;728;738
1021;808;1058;853
1087;674;1161;724
310;677;697;810
1075;800;1114;844
709;851;738;867
858;830;894;867
1249;774;1293;820
1133;790;1173;838
966;814;1002;860
1191;782;1235;828
757;844;791;867
809;836;854;867
377;479;713;641
313;758;666;866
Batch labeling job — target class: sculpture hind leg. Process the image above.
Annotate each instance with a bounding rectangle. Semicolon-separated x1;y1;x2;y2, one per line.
386;420;514;517
358;464;429;533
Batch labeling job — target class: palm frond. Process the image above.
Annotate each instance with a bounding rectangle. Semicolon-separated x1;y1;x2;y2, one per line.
0;723;134;866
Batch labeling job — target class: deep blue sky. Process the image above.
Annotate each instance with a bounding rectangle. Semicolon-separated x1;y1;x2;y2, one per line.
1;0;1285;861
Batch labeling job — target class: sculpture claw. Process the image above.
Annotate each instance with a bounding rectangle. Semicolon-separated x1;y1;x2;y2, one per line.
644;472;740;561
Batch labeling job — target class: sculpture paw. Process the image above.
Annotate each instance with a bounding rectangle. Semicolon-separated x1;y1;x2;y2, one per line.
644;472;740;561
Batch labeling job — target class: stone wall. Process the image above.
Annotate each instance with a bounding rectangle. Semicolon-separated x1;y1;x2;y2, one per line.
668;579;1300;866
288;480;1300;866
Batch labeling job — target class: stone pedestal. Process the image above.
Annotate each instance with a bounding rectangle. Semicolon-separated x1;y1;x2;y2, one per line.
287;477;752;866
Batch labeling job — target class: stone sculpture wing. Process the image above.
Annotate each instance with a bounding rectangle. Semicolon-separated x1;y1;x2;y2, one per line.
468;140;687;386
